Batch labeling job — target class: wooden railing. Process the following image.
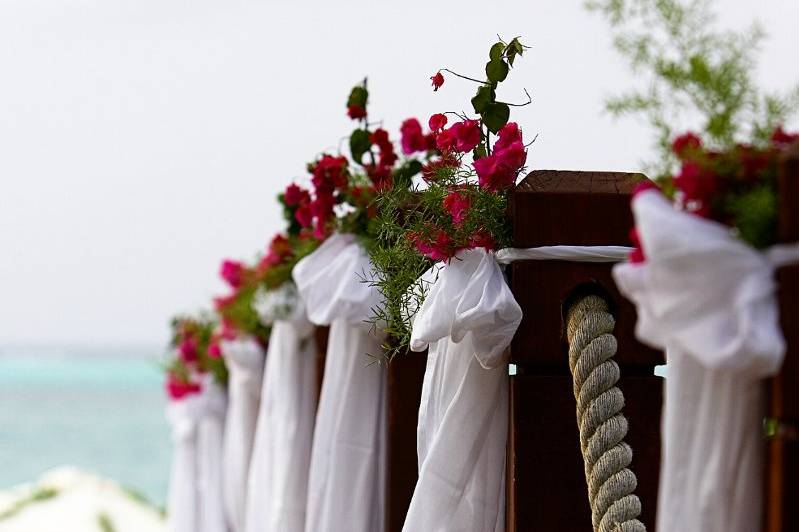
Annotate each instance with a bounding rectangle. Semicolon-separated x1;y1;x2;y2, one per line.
376;163;798;531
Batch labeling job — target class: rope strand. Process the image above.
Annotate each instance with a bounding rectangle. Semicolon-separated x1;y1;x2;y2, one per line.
566;295;646;532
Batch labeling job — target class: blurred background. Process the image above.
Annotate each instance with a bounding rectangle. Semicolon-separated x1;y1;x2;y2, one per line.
0;0;796;518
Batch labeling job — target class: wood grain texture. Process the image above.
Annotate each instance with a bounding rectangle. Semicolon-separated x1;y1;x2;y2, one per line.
765;142;799;532
507;170;663;531
385;350;427;532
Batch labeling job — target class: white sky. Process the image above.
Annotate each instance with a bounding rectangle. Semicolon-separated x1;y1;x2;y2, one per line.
0;0;797;348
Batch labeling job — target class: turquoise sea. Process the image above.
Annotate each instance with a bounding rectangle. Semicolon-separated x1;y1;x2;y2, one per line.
0;346;171;506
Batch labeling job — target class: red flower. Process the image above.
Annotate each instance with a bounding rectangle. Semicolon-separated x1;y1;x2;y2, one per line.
347;104;367;120
283;183;309;206
428;113;448;133
220;260;245;289
431;72;445;91
494;122;523;151
401;118;428;155
435;128;457;152
370;128;391;148
411;228;457;261
442;190;471;225
449;120;481;153
208;340;222;359
295;202;313;227
771;126;799;146
166;373;201;400
313;218;330;240
312;155;349;194
367;164;393;191
671;132;702;158
467;230;497;251
261;234;293;268
673;161;718;218
178;336;198;363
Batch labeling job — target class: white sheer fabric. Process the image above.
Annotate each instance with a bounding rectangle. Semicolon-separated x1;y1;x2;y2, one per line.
221;337;265;532
613;189;799;532
166;376;228;532
293;233;387;532
245;293;317;532
403;248;522;532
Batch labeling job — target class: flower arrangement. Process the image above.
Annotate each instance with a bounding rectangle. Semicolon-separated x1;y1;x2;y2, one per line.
630;127;799;259
165;314;227;400
367;37;533;359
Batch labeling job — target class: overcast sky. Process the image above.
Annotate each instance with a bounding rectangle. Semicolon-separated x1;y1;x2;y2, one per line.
1;0;797;349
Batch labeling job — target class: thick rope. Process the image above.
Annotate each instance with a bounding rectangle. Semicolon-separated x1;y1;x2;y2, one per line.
566;295;646;532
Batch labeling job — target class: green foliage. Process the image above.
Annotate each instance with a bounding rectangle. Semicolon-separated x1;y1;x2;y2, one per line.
350;129;372;164
587;0;799;176
347;84;369;108
728;183;778;248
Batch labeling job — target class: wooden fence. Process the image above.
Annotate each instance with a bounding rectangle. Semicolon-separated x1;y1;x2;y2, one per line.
315;155;798;531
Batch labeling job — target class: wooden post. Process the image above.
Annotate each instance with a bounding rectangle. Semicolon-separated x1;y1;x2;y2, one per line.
507;171;664;531
385;350;427;532
765;142;799;532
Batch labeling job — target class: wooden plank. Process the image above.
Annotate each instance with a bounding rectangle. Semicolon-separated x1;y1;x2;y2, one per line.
765;142;799;532
385;350;427;532
511;171;647;247
507;374;662;531
510;261;663;369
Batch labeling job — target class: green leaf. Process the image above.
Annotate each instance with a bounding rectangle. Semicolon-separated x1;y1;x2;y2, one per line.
481;102;510;133
394;159;423;189
485;59;509;83
347;85;368;108
506;37;525;66
349;129;371;164
473;142;488;160
471;85;496;113
489;42;505;61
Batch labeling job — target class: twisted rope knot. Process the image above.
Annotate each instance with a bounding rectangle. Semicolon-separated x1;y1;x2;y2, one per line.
566;295;646;532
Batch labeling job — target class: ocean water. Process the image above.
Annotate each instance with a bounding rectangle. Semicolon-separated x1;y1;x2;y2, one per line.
0;346;171;506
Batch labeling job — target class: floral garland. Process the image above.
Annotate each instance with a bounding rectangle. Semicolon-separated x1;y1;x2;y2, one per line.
165;314;227;400
629;126;799;260
367;37;532;359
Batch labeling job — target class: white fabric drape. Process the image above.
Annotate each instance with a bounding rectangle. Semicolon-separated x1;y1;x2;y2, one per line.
613;189;799;532
167;376;228;532
402;248;522;532
293;233;387;532
245;292;317;532
221;337;265;532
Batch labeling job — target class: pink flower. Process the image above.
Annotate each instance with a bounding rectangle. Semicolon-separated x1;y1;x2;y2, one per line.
435;128;457;152
474;151;521;191
467;230;497;251
449;120;481;153
428;113;448;133
178;336;198;363
220;260;245;289
431;72;444;91
494;122;523;151
411;228;457;261
442;190;471;225
400;118;428;155
671;132;702;158
166;373;201;400
208;340;222;359
347;104;366;120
